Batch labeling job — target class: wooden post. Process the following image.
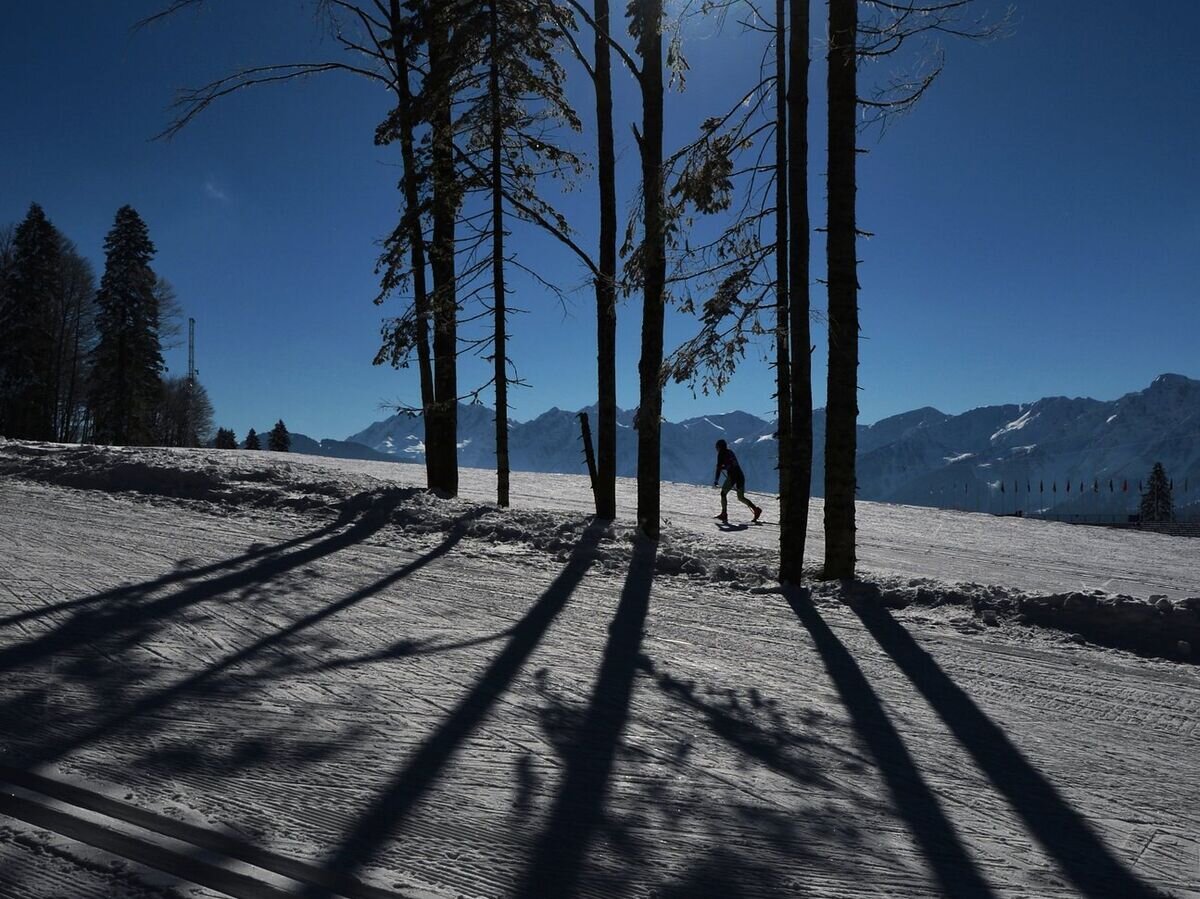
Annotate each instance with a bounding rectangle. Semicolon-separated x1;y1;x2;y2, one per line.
579;411;599;501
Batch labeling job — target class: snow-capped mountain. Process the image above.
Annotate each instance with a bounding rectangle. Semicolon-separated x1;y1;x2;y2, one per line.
345;374;1200;514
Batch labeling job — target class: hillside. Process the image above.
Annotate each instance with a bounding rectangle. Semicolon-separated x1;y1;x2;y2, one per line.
0;442;1196;898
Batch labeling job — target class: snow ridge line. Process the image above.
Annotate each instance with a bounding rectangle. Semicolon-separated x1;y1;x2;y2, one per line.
0;765;406;899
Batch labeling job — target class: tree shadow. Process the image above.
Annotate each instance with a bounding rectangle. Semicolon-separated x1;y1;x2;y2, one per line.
296;520;609;899
848;586;1167;899
513;537;656;898
0;502;360;631
11;505;484;769
783;586;999;899
0;488;416;677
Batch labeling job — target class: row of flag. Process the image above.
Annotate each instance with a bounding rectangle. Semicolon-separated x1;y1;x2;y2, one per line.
963;478;1191;494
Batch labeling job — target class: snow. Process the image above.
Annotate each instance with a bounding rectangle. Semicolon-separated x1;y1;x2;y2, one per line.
990;408;1039;442
944;452;975;464
1;439;1198;898
1107;414;1119;424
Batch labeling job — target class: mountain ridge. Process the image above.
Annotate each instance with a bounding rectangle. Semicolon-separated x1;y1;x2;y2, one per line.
332;373;1200;515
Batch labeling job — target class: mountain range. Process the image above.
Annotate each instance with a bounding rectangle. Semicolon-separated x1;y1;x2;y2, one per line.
284;373;1200;516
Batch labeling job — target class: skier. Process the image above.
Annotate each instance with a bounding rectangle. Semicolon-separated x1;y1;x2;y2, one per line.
713;439;763;523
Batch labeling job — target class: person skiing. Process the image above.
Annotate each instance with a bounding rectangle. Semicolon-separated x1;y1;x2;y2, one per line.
713;439;762;523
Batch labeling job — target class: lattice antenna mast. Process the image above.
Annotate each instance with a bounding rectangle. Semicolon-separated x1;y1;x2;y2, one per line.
187;318;196;385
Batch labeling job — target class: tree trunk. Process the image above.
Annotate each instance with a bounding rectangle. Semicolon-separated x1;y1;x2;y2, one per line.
428;3;459;496
388;0;437;489
489;0;510;507
774;0;792;576
635;0;666;540
781;0;813;584
594;0;618;521
823;0;858;578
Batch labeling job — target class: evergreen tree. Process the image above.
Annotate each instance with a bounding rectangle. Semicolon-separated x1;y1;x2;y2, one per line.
214;427;238;449
268;419;291;452
89;206;164;446
244;428;261;450
0;204;62;440
1139;462;1174;523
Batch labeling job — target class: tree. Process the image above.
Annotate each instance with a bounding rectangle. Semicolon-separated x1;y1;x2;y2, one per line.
244;428;261;450
214;427;238;449
820;0;1011;579
89;206;165;446
822;0;858;579
1140;462;1174;523
268;419;291;452
630;0;667;539
153;375;214;447
0;204;62;440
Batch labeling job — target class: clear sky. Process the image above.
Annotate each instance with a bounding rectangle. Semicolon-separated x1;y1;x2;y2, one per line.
3;2;1197;440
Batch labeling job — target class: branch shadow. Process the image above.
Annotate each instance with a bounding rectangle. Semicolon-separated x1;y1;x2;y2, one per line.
0;490;390;632
296;520;609;899
0;488;416;678
848;587;1167;899
12;506;484;769
783;586;999;899
513;537;656;898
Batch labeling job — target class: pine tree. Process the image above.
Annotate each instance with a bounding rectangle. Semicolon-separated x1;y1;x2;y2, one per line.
244;428;261;450
89;206;164;446
268;419;291;452
214;427;238;449
1139;462;1174;523
0;204;62;440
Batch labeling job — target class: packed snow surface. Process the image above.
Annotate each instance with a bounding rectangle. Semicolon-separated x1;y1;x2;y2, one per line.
0;440;1197;898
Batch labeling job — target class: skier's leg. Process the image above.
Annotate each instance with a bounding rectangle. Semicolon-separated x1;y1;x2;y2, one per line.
720;478;731;516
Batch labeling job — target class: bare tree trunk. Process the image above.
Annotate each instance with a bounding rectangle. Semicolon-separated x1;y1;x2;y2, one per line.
594;0;618;521
489;0;510;507
774;0;792;573
428;3;459;497
388;0;437;489
635;0;666;540
823;0;858;578
780;0;813;584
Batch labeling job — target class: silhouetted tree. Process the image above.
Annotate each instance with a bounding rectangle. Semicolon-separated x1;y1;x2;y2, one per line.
0;204;62;440
244;427;261;450
1140;462;1174;523
214;426;238;449
153;375;213;447
268;419;291;452
821;0;1011;579
629;0;667;539
822;0;858;578
89;206;164;446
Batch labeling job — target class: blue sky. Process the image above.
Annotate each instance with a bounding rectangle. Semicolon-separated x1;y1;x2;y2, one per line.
2;2;1197;440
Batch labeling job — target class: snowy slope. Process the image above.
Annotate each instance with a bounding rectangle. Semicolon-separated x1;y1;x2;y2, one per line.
1;441;1197;899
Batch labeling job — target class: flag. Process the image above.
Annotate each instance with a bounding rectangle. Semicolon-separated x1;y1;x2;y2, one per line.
1053;481;1057;493
1109;479;1113;492
1001;481;1006;493
1040;480;1044;493
1067;480;1071;493
1123;479;1128;492
1093;479;1099;493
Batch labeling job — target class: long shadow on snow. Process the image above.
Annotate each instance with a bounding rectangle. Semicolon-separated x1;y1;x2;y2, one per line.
0;488;413;678
784;587;999;899
7;506;482;771
512;537;655;898
297;521;609;899
0;491;379;631
848;588;1167;899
